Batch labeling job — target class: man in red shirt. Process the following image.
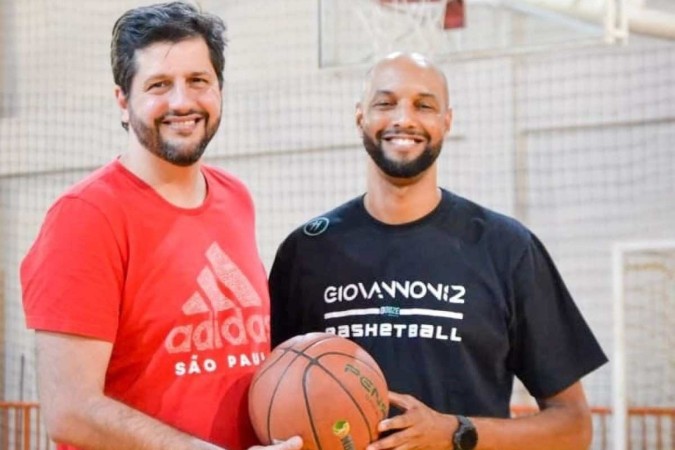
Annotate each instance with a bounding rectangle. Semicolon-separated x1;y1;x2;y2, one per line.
21;3;301;450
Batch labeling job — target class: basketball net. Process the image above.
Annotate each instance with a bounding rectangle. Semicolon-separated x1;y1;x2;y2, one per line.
379;0;465;30
356;0;464;60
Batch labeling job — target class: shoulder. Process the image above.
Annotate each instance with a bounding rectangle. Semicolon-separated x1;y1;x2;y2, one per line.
202;164;248;190
275;196;363;252
296;195;363;237
47;161;129;222
202;164;254;204
444;189;531;240
33;162;140;246
66;160;126;199
22;164;127;277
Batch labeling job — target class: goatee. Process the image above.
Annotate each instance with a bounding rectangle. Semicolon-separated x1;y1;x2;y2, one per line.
129;110;220;167
362;131;442;178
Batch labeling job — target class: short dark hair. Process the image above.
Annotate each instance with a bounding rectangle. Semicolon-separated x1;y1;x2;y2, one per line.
111;1;227;97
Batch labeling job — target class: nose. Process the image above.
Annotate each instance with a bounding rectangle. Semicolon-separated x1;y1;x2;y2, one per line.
392;102;415;129
167;81;195;113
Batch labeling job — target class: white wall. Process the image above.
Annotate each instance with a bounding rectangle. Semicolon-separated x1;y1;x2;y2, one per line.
1;0;674;436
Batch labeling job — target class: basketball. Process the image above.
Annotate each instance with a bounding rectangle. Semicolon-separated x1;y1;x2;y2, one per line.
248;332;389;450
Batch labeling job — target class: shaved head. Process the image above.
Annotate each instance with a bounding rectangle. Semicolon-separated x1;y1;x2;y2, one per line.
361;52;450;108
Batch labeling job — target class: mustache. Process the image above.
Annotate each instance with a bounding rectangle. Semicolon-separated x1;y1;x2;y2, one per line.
378;129;430;141
156;110;208;122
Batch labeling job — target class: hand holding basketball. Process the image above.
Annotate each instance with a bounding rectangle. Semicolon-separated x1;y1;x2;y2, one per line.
365;391;456;450
249;333;389;450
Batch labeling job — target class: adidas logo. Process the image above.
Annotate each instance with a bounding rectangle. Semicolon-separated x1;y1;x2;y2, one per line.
165;242;269;354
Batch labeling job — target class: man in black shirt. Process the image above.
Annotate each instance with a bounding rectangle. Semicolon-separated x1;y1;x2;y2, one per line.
270;52;607;450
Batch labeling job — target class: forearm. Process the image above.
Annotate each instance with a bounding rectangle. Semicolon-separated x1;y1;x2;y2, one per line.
46;394;222;450
36;333;222;450
470;403;592;450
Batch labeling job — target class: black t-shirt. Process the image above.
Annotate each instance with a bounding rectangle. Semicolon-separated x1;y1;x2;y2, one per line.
269;189;607;417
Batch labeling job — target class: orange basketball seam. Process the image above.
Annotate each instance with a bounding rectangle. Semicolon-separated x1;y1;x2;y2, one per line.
264;350;309;444
301;361;323;449
257;334;338;444
304;352;380;444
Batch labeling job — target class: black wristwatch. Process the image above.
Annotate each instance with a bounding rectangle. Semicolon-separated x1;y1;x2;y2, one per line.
452;415;478;450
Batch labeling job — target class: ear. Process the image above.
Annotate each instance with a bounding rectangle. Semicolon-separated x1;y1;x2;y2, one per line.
444;107;453;134
355;102;364;132
114;86;130;125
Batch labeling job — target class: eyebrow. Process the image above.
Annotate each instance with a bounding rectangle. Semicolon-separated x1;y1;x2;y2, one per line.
187;70;215;79
417;93;440;102
372;89;394;97
372;90;440;102
143;70;214;83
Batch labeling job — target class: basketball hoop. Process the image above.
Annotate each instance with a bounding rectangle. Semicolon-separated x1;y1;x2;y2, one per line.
318;0;622;69
328;0;462;65
379;0;465;30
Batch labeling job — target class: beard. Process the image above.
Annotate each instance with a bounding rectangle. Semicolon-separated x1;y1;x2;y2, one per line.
362;130;442;179
128;108;221;167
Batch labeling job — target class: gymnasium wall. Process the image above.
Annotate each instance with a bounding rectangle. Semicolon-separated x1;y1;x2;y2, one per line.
1;0;674;418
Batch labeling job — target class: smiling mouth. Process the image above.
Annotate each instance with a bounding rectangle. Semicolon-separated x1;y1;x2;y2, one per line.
384;137;423;145
381;133;427;148
161;116;204;132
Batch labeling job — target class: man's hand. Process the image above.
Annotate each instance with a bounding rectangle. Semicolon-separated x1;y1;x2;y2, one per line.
249;436;303;450
366;392;456;450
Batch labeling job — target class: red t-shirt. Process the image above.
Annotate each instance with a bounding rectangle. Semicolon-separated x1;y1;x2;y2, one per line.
21;160;269;450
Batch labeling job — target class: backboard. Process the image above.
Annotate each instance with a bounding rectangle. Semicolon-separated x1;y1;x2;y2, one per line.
318;0;629;68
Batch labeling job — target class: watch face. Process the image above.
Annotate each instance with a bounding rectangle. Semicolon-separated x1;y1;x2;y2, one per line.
459;428;478;449
454;416;478;450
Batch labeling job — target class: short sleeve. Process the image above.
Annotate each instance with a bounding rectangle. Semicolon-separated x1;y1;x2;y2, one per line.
508;233;607;398
269;235;302;347
21;196;125;341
